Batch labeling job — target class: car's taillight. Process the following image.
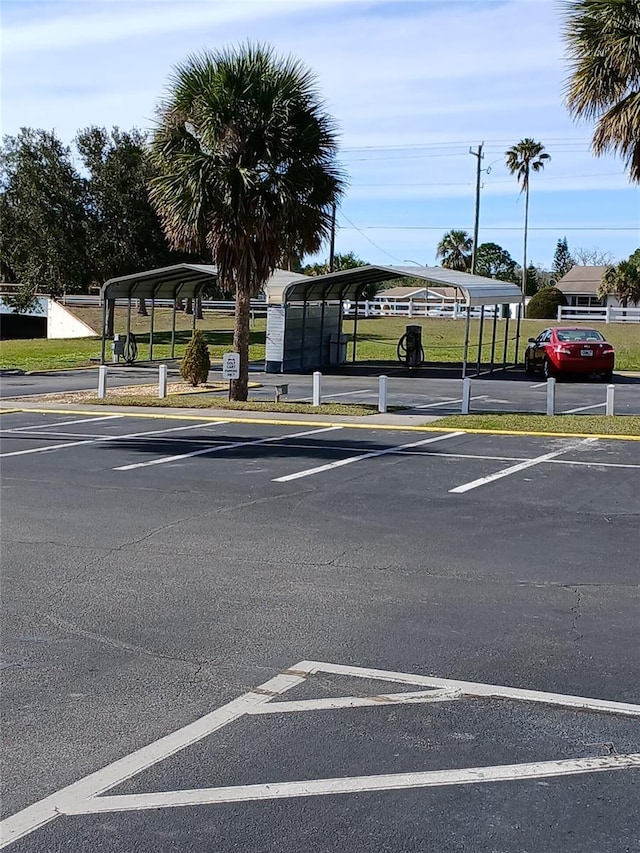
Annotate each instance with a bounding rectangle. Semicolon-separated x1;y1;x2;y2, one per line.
602;348;614;355
554;346;572;355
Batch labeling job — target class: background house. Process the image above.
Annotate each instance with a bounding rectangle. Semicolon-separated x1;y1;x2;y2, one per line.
555;266;614;308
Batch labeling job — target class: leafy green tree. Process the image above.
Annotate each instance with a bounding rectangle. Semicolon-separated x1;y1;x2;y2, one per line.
552;237;574;279
526;286;567;319
505;139;550;293
435;230;472;271
150;45;344;400
0;129;90;306
474;242;519;282
563;0;640;183
181;329;211;386
598;255;640;307
525;264;539;296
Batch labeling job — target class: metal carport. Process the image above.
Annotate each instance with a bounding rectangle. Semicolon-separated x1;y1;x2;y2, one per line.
264;265;524;376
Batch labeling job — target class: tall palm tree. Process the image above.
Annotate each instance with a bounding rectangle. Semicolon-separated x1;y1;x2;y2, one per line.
435;229;473;271
598;259;640;308
563;0;640;183
505;139;550;292
149;45;344;400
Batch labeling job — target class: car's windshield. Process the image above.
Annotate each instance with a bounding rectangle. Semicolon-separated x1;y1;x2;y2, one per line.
556;329;605;342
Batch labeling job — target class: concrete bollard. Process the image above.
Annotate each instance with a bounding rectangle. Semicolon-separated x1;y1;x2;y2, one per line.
312;371;322;407
606;384;615;416
546;377;556;416
159;364;168;399
378;375;388;413
98;365;107;399
461;376;471;414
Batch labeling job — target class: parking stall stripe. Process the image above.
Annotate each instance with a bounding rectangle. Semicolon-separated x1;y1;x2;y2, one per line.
63;754;640;814
414;395;488;410
7;415;124;431
273;431;466;482
562;402;606;414
0;421;229;459
449;438;598;494
113;426;343;471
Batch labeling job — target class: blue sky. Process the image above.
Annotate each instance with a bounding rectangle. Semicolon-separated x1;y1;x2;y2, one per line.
2;0;638;269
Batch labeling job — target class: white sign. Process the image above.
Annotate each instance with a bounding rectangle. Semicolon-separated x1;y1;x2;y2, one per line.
222;352;240;380
265;305;286;362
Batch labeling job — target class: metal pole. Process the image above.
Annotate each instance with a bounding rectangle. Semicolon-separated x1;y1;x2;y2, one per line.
300;298;308;371
489;307;498;373
158;364;168;398
461;306;471;378
476;305;485;375
329;203;336;272
546;377;556;416
98;365;107;399
319;296;326;365
312;371;322;406
469;142;484;274
100;296;107;364
192;292;197;332
352;296;359;363
171;283;181;360
606;384;615;415
378;375;388;413
149;293;156;361
461;376;471;414
126;291;132;340
514;300;523;366
502;308;511;368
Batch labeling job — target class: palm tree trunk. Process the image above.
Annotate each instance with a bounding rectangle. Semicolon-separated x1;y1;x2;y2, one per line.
195;296;204;320
137;298;148;316
184;298;193;315
231;285;250;401
106;299;115;338
522;183;530;294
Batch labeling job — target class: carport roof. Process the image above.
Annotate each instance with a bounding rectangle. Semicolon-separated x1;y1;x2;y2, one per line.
101;264;309;301
268;265;523;307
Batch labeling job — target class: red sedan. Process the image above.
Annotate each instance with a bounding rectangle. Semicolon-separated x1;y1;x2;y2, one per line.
524;327;615;380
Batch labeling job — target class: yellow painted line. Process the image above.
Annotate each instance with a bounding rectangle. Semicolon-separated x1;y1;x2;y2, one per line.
25;365;96;374
4;404;640;441
0;408;21;415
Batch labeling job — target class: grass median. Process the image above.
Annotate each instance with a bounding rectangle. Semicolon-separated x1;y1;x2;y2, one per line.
432;413;640;438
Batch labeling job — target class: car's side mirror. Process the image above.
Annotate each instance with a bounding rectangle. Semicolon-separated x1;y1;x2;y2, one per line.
527;337;537;343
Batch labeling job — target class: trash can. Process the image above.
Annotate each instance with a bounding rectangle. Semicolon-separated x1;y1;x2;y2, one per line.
329;333;349;365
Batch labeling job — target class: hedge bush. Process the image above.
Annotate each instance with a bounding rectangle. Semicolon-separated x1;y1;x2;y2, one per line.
181;330;211;386
526;286;567;319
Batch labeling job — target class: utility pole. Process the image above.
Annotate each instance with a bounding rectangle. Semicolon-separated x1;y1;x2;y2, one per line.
469;143;484;275
329;202;336;272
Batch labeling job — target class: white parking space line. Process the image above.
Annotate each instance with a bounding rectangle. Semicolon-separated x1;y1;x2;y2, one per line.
249;688;461;714
7;415;123;431
300;389;371;402
0;421;229;459
114;426;342;471
65;753;640;814
414;395;488;410
273;431;466;483
529;382;546;389
562;402;606;414
449;438;598;494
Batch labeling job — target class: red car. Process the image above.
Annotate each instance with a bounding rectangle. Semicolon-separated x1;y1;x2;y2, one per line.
524;327;615;380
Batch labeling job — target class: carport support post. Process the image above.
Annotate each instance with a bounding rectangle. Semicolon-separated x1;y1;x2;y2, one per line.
98;365;107;399
149;295;156;361
100;296;107;364
170;283;182;360
489;308;498;373
546;377;556;416
378;375;388;413
476;305;485;375
606;384;615;415
461;306;471;378
300;297;308;371
514;300;523;366
352;297;359;363
502;309;511;368
312;371;322;407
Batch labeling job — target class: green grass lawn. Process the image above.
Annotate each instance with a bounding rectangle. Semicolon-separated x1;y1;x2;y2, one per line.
433;413;640;437
86;395;394;416
1;308;639;373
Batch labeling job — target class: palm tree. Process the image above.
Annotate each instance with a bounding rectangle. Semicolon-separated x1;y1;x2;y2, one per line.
598;260;640;308
563;0;640;183
505;139;550;292
149;45;344;400
435;230;473;271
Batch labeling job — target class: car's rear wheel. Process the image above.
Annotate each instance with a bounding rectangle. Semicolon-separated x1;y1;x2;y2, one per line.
602;371;613;382
524;353;535;375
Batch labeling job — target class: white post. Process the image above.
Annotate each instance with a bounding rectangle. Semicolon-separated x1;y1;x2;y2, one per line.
546;377;556;416
378;375;388;413
158;364;168;399
408;300;413;318
606;384;615;416
98;365;107;399
461;376;471;414
312;371;322;407
605;304;611;324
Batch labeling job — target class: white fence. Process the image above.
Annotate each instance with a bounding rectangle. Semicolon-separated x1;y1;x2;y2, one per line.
558;304;640;324
58;295;268;316
344;300;500;319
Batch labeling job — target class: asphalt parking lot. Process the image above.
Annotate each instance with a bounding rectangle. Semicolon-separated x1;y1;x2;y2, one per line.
1;411;639;851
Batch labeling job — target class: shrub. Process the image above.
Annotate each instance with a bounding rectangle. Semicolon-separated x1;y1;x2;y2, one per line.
181;330;211;386
526;286;567;319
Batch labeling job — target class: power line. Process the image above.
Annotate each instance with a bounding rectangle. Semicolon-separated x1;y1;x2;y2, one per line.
337;212;405;263
337;225;639;232
349;172;627;187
